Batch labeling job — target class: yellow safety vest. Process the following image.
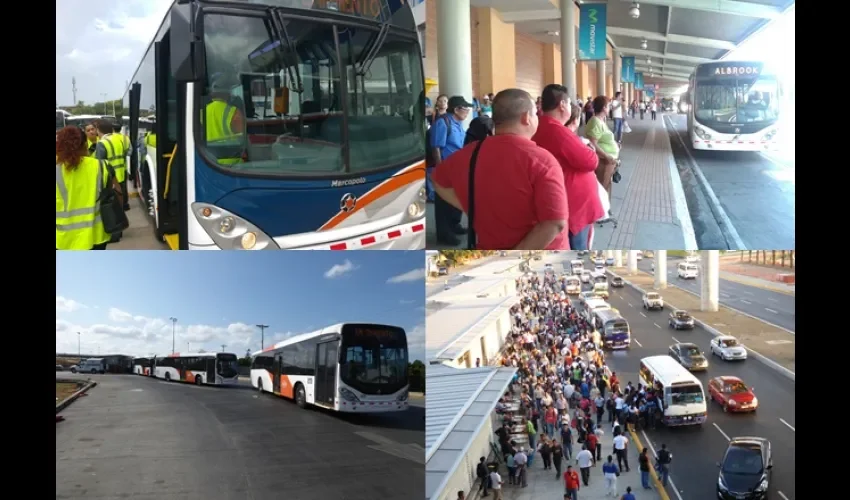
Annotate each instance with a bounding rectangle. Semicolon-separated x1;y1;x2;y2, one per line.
56;157;111;250
204;100;242;165
101;133;129;182
145;131;157;148
86;138;97;157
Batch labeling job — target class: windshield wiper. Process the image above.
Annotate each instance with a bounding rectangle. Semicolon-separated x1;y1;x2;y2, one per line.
270;9;303;94
356;3;391;76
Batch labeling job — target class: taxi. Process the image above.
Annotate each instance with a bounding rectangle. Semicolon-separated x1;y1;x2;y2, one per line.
708;376;758;413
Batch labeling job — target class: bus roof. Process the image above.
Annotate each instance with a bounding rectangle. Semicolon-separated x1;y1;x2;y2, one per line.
155;352;228;358
251;322;404;357
584;298;609;311
570;259;583;264
595;309;625;323
641;355;702;386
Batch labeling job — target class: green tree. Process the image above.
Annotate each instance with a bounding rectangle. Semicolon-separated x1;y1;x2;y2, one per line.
408;360;425;393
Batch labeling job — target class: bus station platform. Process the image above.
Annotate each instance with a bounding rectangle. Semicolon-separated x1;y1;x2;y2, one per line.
107;192;168;250
426;116;696;251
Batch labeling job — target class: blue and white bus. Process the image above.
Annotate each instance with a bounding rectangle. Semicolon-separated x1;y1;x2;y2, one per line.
123;0;426;250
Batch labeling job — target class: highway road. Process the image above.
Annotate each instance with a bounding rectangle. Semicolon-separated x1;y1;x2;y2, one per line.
636;257;795;332
663;113;795;250
56;374;423;500
585;284;796;500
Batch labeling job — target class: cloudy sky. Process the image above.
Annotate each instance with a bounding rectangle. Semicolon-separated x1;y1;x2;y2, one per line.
57;251;426;361
56;0;173;105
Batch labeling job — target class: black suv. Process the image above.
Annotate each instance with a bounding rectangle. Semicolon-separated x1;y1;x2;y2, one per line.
611;276;624;288
717;437;773;499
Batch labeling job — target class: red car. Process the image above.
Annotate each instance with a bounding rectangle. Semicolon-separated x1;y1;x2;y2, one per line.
708;376;758;413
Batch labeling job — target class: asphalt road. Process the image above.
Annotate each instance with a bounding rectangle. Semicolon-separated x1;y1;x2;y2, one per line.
580;284;796;500
56;374;424;500
636;257;795;332
663;114;795;250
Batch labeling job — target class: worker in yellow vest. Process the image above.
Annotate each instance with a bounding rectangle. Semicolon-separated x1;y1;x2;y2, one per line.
55;126;117;250
94;119;131;241
204;73;245;165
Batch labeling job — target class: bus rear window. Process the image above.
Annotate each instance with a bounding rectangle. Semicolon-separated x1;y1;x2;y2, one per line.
670;384;704;405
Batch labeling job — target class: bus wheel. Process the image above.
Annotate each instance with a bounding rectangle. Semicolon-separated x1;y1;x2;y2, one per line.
295;384;307;408
195;375;203;385
165;372;171;382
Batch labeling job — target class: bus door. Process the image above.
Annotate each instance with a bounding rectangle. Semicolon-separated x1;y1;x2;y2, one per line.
273;354;282;393
154;34;184;248
315;341;339;406
206;357;216;382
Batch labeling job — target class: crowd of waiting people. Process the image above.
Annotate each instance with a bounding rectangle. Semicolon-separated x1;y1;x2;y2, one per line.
426;87;659;252
469;269;673;499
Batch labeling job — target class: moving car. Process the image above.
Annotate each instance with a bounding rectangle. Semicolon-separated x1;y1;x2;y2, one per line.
635;251;643;261
668;310;695;330
642;292;664;310
438;266;448;276
668;343;708;371
605;257;615;266
56;365;64;371
580;270;592;284
594;264;604;273
710;336;748;361
611;276;624;288
717;437;772;499
708;376;758;413
71;358;106;374
579;291;596;306
677;262;699;279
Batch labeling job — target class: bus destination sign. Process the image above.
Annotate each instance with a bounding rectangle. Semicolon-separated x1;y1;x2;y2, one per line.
352;327;400;342
696;62;763;79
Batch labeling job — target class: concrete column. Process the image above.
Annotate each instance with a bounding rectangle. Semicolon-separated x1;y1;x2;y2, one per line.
614;250;623;267
436;0;473;127
596;60;606;96
577;62;591;99
627;251;638;274
654;250;667;289
613;51;622;94
543;44;563;85
477;7;517;96
559;0;577;97
700;250;720;312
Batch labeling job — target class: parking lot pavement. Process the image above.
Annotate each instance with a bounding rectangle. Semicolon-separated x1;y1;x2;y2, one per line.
56;374;423;500
610;270;795;374
594;287;795;500
107;196;168;250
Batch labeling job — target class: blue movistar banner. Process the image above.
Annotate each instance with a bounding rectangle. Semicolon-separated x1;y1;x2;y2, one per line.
621;56;635;83
635;72;644;90
578;3;607;60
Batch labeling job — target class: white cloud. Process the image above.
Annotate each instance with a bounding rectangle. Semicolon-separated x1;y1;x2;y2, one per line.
407;323;425;363
387;268;425;284
56;296;86;313
56;300;288;357
324;259;358;279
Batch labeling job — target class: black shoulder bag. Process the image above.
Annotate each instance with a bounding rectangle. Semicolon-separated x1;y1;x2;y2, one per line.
98;160;130;234
466;137;487;249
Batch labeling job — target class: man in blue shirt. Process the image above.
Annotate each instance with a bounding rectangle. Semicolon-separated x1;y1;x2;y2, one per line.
430;95;471;245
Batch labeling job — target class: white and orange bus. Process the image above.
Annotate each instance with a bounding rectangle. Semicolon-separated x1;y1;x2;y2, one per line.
250;322;409;412
133;357;152;376
151;352;240;385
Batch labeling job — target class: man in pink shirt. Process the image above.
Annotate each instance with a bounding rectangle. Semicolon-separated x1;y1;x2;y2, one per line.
532;84;604;250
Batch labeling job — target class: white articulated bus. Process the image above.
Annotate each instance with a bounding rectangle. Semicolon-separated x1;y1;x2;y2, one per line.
151;352;240;385
251;322;409;412
133;357;152;376
639;355;707;426
683;61;781;152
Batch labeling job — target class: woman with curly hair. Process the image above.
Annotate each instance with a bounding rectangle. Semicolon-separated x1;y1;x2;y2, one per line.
56;125;121;250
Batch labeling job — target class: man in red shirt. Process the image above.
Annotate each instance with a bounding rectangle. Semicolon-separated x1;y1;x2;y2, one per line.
564;465;580;500
432;88;569;249
532;84;604;250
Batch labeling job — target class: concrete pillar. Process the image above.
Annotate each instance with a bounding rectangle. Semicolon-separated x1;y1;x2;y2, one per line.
614;250;623;267
437;0;473;127
654;250;667;289
477;7;517;96
627;251;638;274
613;51;622;94
577;62;591;99
700;250;720;312
559;0;577;97
543;44;562;85
596;60;606;97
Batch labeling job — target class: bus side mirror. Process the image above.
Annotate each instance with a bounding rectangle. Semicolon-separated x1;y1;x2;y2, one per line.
171;4;204;82
274;87;290;115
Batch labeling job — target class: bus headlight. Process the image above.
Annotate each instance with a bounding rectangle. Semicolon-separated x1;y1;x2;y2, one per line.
694;127;711;140
404;185;427;222
339;387;361;402
762;129;777;141
396;390;409;401
192;202;280;250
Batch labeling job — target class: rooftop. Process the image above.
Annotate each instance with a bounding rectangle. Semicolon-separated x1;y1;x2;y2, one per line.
427;275;515;303
425;364;517;500
425;295;518;362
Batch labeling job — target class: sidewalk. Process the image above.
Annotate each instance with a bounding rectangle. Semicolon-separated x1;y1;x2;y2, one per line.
425;117;696;250
610;268;795;377
491;423;661;500
719;271;795;296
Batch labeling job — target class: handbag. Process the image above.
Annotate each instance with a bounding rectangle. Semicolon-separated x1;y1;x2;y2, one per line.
596;181;611;220
466;137;487;250
98;160;130;234
612;159;622;184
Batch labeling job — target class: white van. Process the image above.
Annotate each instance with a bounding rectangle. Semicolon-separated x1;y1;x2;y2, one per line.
72;358;105;374
677;262;699;279
639;355;707;426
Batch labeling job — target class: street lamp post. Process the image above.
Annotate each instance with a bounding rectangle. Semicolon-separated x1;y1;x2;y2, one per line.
169;317;177;354
256;324;269;350
77;331;81;359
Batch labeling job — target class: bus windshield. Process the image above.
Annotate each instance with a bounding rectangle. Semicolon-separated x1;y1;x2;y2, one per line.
604;320;629;337
216;353;240;378
200;12;425;177
340;325;408;394
694;74;779;125
670;383;705;405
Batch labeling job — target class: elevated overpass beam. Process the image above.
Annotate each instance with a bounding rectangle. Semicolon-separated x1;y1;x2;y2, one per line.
654;250;667;289
700;250;720;311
